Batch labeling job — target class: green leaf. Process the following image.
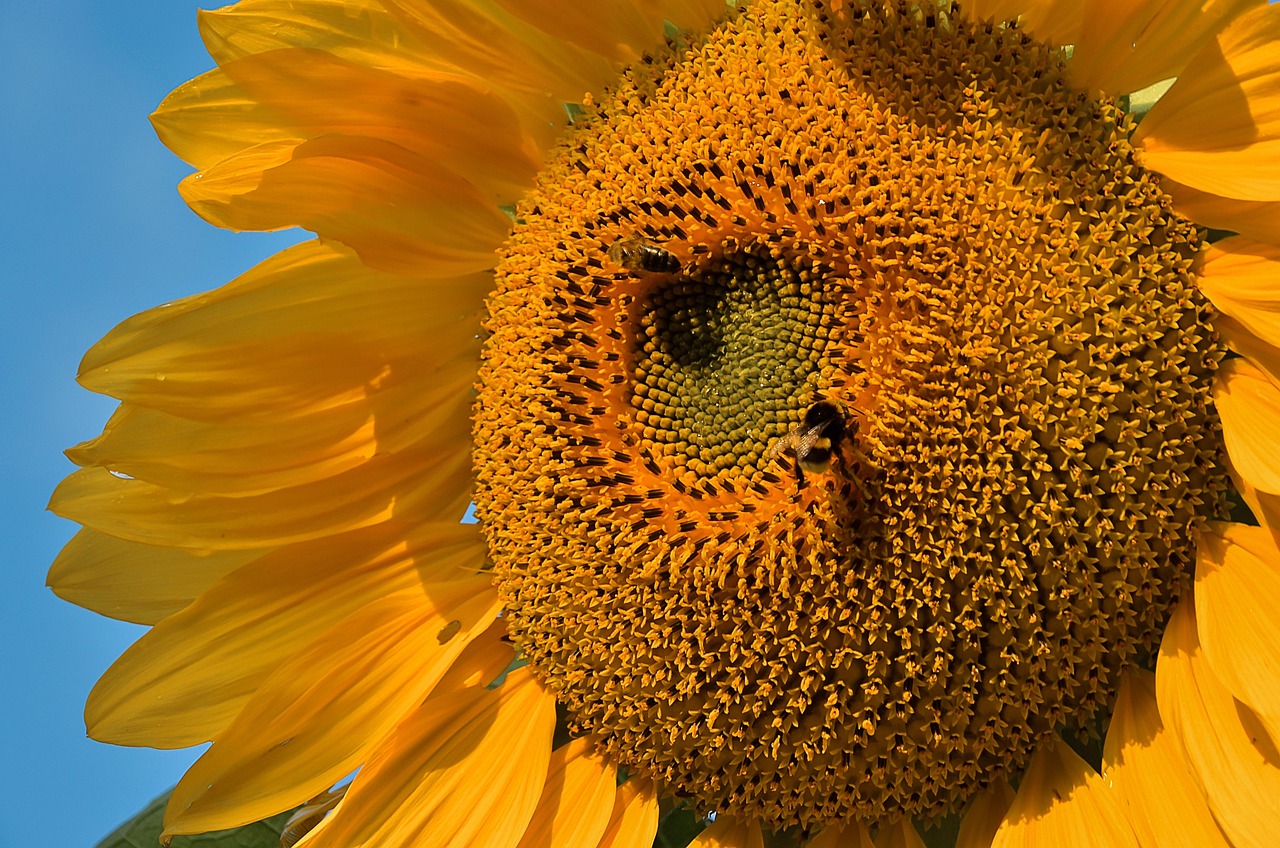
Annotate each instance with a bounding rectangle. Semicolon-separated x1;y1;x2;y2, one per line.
654;801;707;848
93;788;297;848
1125;78;1176;124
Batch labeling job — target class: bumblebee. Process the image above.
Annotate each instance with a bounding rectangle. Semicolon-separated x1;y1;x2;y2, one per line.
765;400;850;487
607;235;681;275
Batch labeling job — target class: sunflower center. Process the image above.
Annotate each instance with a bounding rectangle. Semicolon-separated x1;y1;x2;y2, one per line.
472;0;1227;830
635;244;843;477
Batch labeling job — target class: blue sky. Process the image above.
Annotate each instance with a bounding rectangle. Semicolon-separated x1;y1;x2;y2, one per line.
1;3;302;845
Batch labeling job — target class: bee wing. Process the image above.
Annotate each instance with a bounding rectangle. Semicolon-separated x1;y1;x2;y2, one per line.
792;423;829;455
764;429;796;460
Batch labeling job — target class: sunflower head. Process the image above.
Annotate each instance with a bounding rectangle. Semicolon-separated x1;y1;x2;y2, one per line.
473;0;1228;828
51;0;1280;845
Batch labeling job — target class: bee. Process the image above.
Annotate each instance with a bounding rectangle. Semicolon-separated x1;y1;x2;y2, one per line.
607;235;681;275
765;400;852;488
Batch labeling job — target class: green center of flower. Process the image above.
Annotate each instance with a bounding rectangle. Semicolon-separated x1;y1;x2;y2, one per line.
635;244;844;477
472;0;1227;830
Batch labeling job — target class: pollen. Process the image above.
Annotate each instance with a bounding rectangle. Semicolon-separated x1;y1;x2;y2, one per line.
472;0;1227;829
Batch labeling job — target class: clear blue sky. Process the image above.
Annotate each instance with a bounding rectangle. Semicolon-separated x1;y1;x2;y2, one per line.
1;3;302;845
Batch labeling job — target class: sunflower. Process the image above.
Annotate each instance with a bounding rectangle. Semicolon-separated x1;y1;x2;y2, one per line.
49;0;1280;846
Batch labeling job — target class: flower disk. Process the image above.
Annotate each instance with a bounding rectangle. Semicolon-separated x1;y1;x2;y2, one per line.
473;0;1227;829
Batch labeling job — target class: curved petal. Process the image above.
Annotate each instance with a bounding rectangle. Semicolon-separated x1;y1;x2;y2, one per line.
283;669;557;848
75;240;486;422
67;365;472;497
1213;358;1280;495
83;522;482;747
960;0;1082;46
1195;522;1280;739
161;584;499;835
989;735;1138;848
1135;3;1280;201
1069;0;1257;96
197;0;439;70
50;444;470;550
489;0;666;64
178;136;511;276
151;69;296;170
805;820;875;848
164;582;500;834
1200;237;1280;350
189;0;581;164
1214;314;1280;390
595;777;660;848
46;529;260;625
1102;667;1231;848
688;815;764;848
431;623;520;695
514;738;617;848
235;51;536;200
872;819;926;848
956;781;1015;848
376;0;615;105
1164;179;1280;243
1156;596;1280;848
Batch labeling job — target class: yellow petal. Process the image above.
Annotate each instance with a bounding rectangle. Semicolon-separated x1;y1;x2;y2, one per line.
178;136;511;276
83;522;482;747
49;445;470;550
1228;465;1280;560
1200;237;1280;350
431;624;519;695
990;735;1138;848
687;815;764;848
76;240;485;421
1213;358;1280;495
515;738;617;848
1214;314;1280;389
376;0;614;106
1195;522;1280;738
595;777;660;848
872;819;926;848
197;0;436;70
224;50;539;201
285;669;557;848
1070;0;1256;95
1102;667;1231;848
47;529;259;625
66;373;471;497
961;1;1082;46
1156;596;1280;848
955;781;1015;848
1164;178;1280;244
805;820;875;848
1135;3;1280;201
151;69;295;170
164;582;500;834
490;0;664;64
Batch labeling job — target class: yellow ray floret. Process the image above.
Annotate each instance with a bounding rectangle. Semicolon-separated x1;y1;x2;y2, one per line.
1156;596;1280;848
162;584;500;835
513;737;618;848
1194;523;1280;741
1069;0;1257;96
595;777;661;848
287;668;556;848
1102;668;1231;848
1135;3;1280;200
83;522;483;747
954;782;1014;848
988;735;1136;847
47;530;258;625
